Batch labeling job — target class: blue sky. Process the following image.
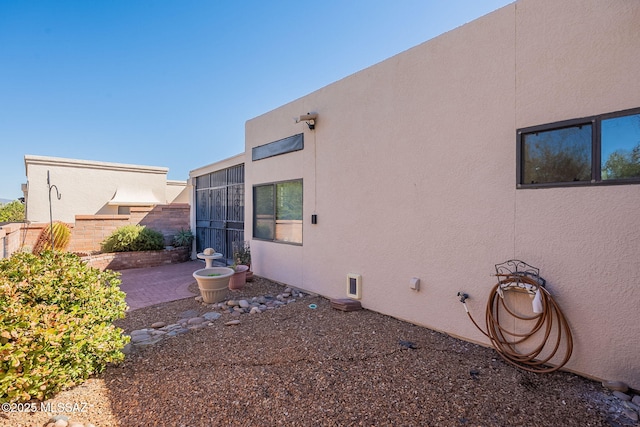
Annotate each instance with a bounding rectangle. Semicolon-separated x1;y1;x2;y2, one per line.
0;0;513;200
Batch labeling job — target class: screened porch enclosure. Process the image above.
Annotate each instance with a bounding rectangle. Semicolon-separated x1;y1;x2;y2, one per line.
194;164;244;264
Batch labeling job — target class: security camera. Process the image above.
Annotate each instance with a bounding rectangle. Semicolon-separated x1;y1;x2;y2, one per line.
297;113;317;122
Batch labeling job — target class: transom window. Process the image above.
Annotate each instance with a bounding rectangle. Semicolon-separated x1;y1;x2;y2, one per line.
517;107;640;187
253;180;303;244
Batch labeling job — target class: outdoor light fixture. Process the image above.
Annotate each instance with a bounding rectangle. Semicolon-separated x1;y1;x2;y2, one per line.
296;112;317;130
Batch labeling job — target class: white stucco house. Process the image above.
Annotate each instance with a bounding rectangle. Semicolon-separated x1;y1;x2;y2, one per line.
24;155;189;224
191;0;640;389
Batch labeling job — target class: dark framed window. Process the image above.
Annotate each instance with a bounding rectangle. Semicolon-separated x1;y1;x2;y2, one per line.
253;179;303;244
252;134;303;161
517;107;640;188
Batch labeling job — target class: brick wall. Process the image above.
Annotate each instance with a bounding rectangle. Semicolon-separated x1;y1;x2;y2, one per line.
82;246;190;271
0;223;24;257
136;204;190;245
2;203;190;256
69;203;190;252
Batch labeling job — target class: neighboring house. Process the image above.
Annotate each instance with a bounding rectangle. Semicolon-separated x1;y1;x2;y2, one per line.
24;155;188;223
194;0;640;389
16;155;190;254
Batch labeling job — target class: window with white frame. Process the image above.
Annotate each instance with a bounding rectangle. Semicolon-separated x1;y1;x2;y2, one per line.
517;107;640;187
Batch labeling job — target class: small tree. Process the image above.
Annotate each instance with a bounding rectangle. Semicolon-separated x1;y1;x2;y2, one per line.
603;144;640;180
0;200;25;223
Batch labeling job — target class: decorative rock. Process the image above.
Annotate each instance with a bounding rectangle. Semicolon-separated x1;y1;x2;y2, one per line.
54;420;68;427
69;422;85;427
623;408;639;422
120;286;312;350
203;311;221;321
51;415;69;422
179;309;199;318
167;328;190;337
613;390;632;401
195;296;203;302
633;395;640;406
623;400;640;411
133;336;163;347
603;380;629;392
130;333;152;343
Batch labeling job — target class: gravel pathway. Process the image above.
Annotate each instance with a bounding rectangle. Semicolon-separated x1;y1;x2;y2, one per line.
3;277;636;427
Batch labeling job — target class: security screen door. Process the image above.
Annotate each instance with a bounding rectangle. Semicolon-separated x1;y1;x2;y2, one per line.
195;164;244;264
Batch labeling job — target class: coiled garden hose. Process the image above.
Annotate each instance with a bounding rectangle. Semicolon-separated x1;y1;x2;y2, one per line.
461;275;573;373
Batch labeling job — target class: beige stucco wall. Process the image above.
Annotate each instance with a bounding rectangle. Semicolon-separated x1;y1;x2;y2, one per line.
167;180;189;204
244;0;640;388
24;155;185;223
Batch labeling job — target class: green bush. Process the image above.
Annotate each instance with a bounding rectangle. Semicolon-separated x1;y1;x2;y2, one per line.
101;224;164;252
0;200;25;222
0;251;129;403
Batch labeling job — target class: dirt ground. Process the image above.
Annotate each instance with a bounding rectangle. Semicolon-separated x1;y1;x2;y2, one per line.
3;277;636;427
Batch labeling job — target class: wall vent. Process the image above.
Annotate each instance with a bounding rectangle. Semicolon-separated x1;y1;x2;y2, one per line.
346;273;362;299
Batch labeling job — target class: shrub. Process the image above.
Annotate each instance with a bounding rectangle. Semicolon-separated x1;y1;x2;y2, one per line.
32;221;71;254
173;228;194;248
101;224;164;252
0;200;25;223
0;251;129;403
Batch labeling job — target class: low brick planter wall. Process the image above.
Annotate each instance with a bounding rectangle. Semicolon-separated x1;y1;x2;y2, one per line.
82;247;190;271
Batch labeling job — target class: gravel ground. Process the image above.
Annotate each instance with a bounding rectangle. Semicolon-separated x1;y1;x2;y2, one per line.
3;277;635;427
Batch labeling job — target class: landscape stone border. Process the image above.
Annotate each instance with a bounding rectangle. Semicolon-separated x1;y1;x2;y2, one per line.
123;286;309;352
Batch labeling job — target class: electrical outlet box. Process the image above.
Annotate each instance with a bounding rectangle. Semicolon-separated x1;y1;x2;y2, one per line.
410;277;420;291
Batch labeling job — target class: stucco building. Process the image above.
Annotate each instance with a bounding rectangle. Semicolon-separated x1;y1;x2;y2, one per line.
193;0;640;388
24;155;188;224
